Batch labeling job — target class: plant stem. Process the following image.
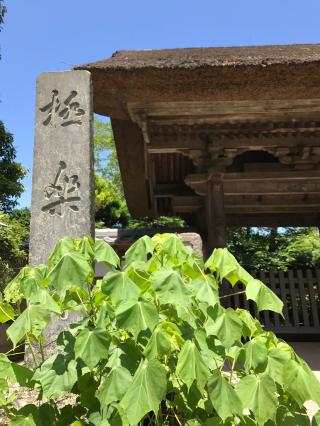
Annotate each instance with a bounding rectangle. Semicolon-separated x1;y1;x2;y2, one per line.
219;290;246;299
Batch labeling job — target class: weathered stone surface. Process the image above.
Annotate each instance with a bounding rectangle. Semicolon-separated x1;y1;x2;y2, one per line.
27;71;94;365
29;71;94;266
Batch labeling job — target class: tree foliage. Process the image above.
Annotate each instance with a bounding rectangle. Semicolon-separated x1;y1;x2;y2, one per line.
1;233;320;425
0;122;26;212
227;227;320;271
0;209;29;291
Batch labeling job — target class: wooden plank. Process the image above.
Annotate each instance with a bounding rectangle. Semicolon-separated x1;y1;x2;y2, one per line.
225;205;320;214
287;270;300;327
278;271;291;326
296;270;310;327
269;271;281;328
306;270;320;327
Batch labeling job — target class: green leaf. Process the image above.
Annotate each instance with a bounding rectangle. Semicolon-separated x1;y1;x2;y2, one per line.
265;348;291;386
0;354;34;387
157;233;190;264
207;369;242;421
0;302;14;323
236;374;277;425
33;354;78;399
143;326;172;359
176;341;210;391
97;366;132;406
48;252;93;297
205;248;253;285
10;415;37;426
124;235;154;265
246;279;283;315
78;235;95;262
236;308;263;338
115;300;159;338
151;269;191;307
6;305;51;347
205;307;243;348
101;270;140;306
120;359;167;425
244;336;268;372
74;328;111;370
48;236;76;267
283;358;320;406
189;277;219;307
95;239;120;268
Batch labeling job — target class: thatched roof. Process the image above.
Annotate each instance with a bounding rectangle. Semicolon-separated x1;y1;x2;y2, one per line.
78;44;320;70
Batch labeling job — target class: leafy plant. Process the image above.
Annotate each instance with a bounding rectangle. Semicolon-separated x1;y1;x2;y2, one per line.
0;233;320;425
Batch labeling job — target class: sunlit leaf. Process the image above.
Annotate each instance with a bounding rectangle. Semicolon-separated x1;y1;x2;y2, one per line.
176;341;210;391
95;239;120;268
6;305;51;347
205;307;243;348
33;354;78;399
207;369;242;421
101;270;140;306
97;366;132;406
115;300;159;338
124;235;154;265
246;279;283;315
120;359;167;425
74;328;111;370
48;252;93;297
236;374;277;425
151;269;191;307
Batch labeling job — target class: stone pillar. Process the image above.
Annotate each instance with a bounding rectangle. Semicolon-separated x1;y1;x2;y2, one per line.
27;71;94;365
29;71;94;265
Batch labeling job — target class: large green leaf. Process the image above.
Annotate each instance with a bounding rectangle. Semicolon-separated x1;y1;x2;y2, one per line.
33;354;78;399
74;328;111;370
207;369;242;421
246;279;283;315
101;270;140;306
124;235;154;265
6;305;51;347
236;374;277;425
189;277;219;308
176;340;210;391
158;233;190;264
283;358;320;406
95;239;120;268
120;359;167;425
0;354;34;387
265;348;291;386
143;326;172;359
115;300;159;338
205;248;253;286
0;302;14;323
244;336;268;372
151;269;191;307
48;236;76;267
97;366;132;406
205;307;243;348
48;252;93;297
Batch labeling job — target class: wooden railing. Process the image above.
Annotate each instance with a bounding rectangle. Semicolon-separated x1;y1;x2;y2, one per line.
221;270;320;339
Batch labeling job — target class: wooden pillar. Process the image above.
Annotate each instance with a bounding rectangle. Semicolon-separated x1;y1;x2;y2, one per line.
206;174;226;253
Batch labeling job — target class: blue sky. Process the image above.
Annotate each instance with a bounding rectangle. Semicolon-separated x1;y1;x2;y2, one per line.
1;0;320;208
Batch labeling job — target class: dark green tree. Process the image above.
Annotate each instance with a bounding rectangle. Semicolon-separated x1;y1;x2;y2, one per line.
0;121;26;212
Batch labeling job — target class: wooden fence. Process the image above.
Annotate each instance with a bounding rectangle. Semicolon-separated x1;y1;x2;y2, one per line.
221;270;320;339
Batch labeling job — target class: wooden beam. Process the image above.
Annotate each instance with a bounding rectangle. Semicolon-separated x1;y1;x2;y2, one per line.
226;213;320;227
207;176;226;250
